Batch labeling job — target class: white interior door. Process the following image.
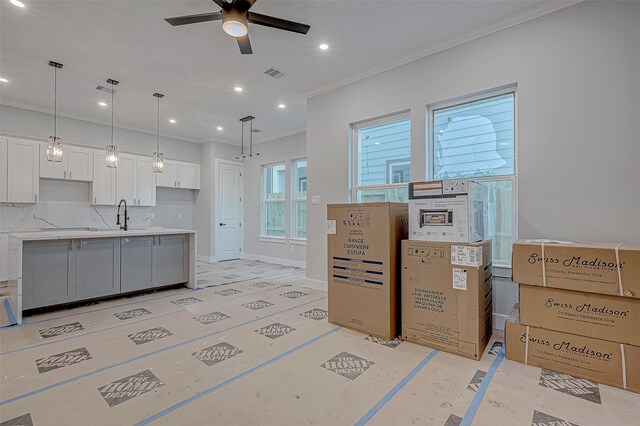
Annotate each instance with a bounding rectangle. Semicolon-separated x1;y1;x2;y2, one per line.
216;160;243;261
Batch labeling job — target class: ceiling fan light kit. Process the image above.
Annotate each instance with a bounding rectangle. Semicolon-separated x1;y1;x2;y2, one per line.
165;0;310;55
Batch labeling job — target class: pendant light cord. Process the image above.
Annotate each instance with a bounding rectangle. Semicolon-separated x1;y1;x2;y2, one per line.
53;67;57;139
249;117;253;156
157;95;160;153
111;81;114;146
241;120;244;156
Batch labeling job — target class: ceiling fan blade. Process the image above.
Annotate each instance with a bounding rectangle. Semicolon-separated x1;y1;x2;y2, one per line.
212;0;228;8
165;12;222;26
237;35;253;54
248;12;310;34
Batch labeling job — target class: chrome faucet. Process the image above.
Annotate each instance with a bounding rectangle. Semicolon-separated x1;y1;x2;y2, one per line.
116;199;129;231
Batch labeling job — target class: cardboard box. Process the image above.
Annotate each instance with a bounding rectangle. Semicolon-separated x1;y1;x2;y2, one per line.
512;240;640;298
505;304;640;394
519;284;640;345
408;179;487;243
327;202;408;340
401;239;492;360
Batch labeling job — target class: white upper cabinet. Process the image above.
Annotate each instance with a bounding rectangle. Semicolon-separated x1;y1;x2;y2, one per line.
135;156;156;206
157;160;200;189
5;138;40;203
39;144;93;182
91;152;117;205
116;154;136;206
156;160;176;188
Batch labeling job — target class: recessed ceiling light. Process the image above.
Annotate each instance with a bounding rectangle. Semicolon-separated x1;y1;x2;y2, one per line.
217;126;223;131
10;0;25;8
98;102;107;107
319;43;329;50
0;77;8;83
234;86;243;92
375;142;380;145
169;119;176;124
278;104;286;109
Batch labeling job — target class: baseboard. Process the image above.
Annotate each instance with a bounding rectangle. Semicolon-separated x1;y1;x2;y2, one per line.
492;313;509;331
242;253;306;269
303;277;327;292
197;255;220;264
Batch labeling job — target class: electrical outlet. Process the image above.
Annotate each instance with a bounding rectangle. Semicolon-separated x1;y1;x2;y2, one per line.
178;213;183;219
312;195;321;205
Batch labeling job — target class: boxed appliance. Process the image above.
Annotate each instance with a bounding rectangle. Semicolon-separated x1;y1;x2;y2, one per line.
401;239;492;360
505;304;640;394
512;240;640;298
408;179;487;243
519;284;640;345
327;202;408;340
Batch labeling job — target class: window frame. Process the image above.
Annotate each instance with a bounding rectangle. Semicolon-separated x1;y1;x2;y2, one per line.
350;110;411;202
427;85;518;268
291;158;307;241
260;161;287;239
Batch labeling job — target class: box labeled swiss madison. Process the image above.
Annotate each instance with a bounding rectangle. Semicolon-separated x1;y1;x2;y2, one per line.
512;240;640;298
327;202;408;340
506;305;640;393
519;284;640;345
402;239;492;360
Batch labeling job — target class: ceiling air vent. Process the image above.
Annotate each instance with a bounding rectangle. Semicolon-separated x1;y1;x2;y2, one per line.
263;67;287;79
96;85;117;94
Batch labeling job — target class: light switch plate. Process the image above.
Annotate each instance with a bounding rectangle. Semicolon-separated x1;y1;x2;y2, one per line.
312;195;321;205
178;213;183;219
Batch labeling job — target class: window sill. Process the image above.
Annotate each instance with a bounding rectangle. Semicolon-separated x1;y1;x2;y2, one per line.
289;238;307;246
259;236;286;244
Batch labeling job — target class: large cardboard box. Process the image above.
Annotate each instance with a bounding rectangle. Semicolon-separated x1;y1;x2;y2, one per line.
408;179;487;243
519;284;640;345
505;305;640;394
512;240;640;298
401;239;492;360
327;202;408;340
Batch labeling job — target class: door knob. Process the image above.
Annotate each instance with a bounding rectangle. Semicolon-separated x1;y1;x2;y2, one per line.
219;223;226;226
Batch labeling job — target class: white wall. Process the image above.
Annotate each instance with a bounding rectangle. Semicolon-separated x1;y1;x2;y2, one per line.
242;132;306;266
306;2;640;325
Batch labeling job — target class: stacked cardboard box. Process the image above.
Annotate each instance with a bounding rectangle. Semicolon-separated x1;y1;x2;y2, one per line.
506;240;640;393
401;240;493;360
327;202;408;340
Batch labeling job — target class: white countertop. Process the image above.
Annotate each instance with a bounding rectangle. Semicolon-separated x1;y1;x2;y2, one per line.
9;227;195;241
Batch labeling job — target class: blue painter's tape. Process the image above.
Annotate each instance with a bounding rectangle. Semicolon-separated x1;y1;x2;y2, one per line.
460;349;505;426
134;326;341;425
0;295;327;407
2;298;17;327
354;349;439;426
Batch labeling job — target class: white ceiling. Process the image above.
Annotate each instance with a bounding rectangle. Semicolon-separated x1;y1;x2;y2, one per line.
0;0;573;145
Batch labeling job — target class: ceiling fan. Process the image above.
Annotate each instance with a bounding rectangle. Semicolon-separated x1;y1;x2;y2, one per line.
165;0;310;54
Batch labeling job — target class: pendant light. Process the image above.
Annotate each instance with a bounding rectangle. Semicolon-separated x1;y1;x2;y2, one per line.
46;61;64;162
152;92;164;173
233;115;260;160
105;78;119;168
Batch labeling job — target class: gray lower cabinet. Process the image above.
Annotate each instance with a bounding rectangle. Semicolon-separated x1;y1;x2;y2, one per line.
22;240;77;310
121;236;154;292
155;234;188;286
76;238;121;299
22;234;188;309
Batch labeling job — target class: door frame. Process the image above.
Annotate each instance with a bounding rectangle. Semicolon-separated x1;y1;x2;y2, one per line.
214;158;245;261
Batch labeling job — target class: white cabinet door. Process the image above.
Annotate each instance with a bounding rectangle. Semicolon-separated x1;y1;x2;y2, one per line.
39;143;65;179
156;160;177;188
177;162;196;189
116;154;137;205
136;156;156;206
66;146;93;181
7;138;39;203
91;152;116;205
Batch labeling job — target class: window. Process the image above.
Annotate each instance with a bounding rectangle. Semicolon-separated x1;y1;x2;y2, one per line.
292;159;307;239
352;113;411;202
429;89;517;266
262;163;286;237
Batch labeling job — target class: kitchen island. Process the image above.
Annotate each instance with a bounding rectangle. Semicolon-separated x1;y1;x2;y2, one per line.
1;227;196;325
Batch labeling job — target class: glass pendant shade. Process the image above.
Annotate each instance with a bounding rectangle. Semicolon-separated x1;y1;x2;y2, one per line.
47;136;63;162
105;144;118;168
152;152;164;173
